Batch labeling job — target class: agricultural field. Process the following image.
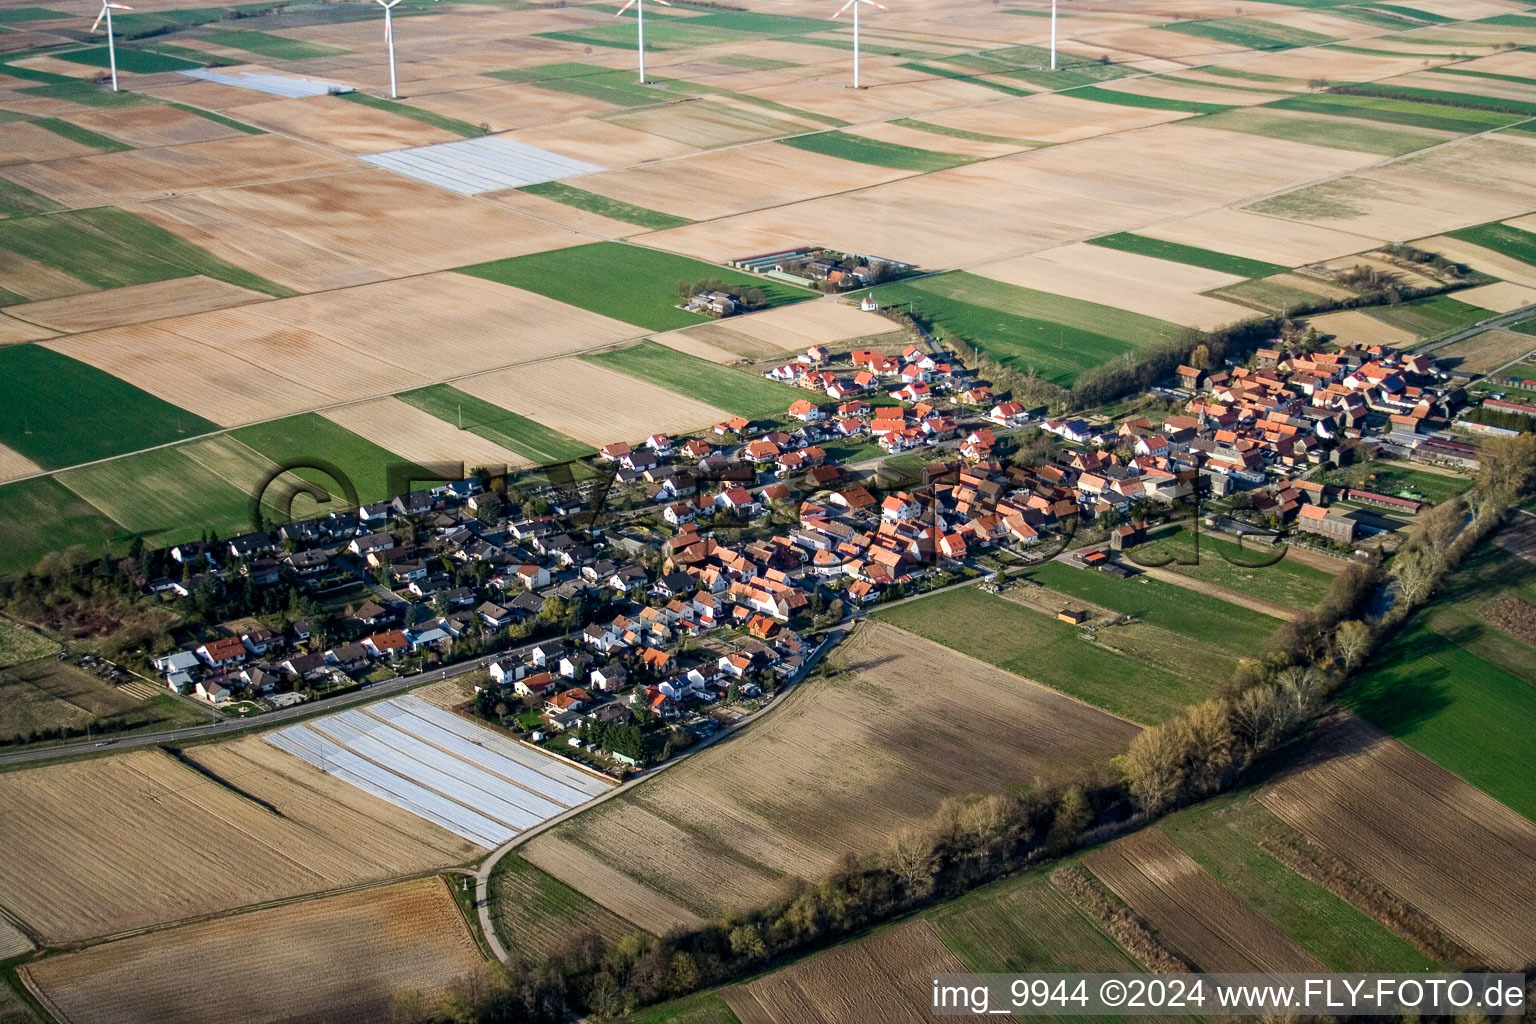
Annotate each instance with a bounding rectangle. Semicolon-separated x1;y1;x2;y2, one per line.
582;341;802;422
1362;293;1494;340
0;477;123;577
1086;232;1287;278
1128;525;1337;611
0;741;477;944
522;621;1136;931
517;181;692;231
0;658;202;746
23;877;487;1024
872;272;1182;386
1187;107;1453;156
873;585;1219;723
0;618;55;669
1433;326;1536;373
1343;543;1536;820
778;130;977;173
488;855;639;961
1260;714;1536;969
397;385;596;465
232;413;437;507
458;242;811;332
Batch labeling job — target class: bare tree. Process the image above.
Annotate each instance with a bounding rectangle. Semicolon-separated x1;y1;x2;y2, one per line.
1333;619;1371;671
1282;663;1323;713
1393;547;1436;606
1121;717;1194;815
884;828;938;897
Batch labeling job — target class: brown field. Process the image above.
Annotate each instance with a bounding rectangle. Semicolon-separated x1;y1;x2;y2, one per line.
503;116;700;168
670;323;796;361
231;94;464;154
1140;209;1381;267
1434;328;1536;374
131;170;591;285
976;242;1252;329
48;274;637;425
408;82;620;134
23;878;486;1024
656;331;747;365
1417;234;1536;289
0;742;477;944
6;276;267;333
0;443;40;484
847;120;1025;159
458;358;729;446
523;622;1137;931
0;121;102;165
1454;282;1536;314
483;186;645;239
1086;829;1326;972
1099;76;1284;107
578;140;913;222
1259;714;1536;969
0;915;30;961
0;660;141;740
721;300;904;351
0;134;357;210
322;396;534;471
1305;309;1421;348
489;858;639;962
721;921;982;1024
1317;253;1442;291
0;312;56;345
63;104;247;148
0;252;87;304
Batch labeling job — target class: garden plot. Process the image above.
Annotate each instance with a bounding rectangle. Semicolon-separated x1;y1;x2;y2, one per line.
268;694;611;848
362;133;604;195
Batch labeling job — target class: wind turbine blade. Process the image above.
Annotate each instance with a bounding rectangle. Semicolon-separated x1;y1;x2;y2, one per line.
653;0;672;6
107;3;133;9
859;0;887;8
91;4;106;32
613;0;636;17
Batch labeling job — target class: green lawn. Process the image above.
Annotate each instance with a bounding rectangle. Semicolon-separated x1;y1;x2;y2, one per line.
874;586;1211;723
338;91;484;138
778;130;976;172
1187;107;1447;156
0;477;124;576
1161;17;1334;49
397;385;595;465
1088;232;1286;278
1159;799;1440;971
232;413;437;506
457;242;811;332
1448;221;1536;269
872;272;1182;386
1063;85;1233;115
1133;525;1336;609
1512;317;1536;337
1023;560;1277;653
0;618;58;668
31;116;131;153
1364;294;1493;340
1318;459;1471;505
517;181;692;230
196;29;349;60
52;44;203;74
583;340;800;421
1265;93;1522;134
0;346;217;469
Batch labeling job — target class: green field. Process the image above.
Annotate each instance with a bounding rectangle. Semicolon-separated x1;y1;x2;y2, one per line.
517;181;692;230
458;242;811;332
232;413;436;506
778;130;977;172
489;856;639;959
1329;81;1536;117
0;619;57;669
0;346;216;469
73;206;295;297
1064;85;1233;115
1162;17;1334;49
1133;525;1336;609
584;340;800;421
1345;607;1536;822
872;272;1182;386
0;180;60;220
1512;317;1536;338
1187;107;1447;155
1265;92;1522;134
0;477;124;576
0;214;190;291
1319;459;1471;505
898;62;1033;97
1210;276;1334;313
53;44;203;74
196;29;349;60
1023;560;1277;653
889;117;1046;147
1159;799;1439;971
397;385;595;465
58;445;255;545
164;101;262;135
537;9;831;51
0;7;68;21
338;91;484;138
621;994;741;1024
874;586;1212;723
30;116;132;153
487;62;665;107
1448;221;1536;269
1364;294;1493;340
1088;232;1287;278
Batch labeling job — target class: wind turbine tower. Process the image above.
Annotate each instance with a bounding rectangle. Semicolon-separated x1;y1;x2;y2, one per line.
376;0;402;98
615;0;672;85
831;0;887;90
91;1;134;92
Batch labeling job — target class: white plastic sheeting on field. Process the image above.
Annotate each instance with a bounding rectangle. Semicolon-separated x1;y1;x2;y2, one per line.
359;135;604;195
266;694;609;847
180;68;353;98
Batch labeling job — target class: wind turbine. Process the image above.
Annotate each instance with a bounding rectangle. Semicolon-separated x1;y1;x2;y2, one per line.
615;0;670;86
90;1;133;92
375;0;402;99
1050;0;1058;70
831;0;886;90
